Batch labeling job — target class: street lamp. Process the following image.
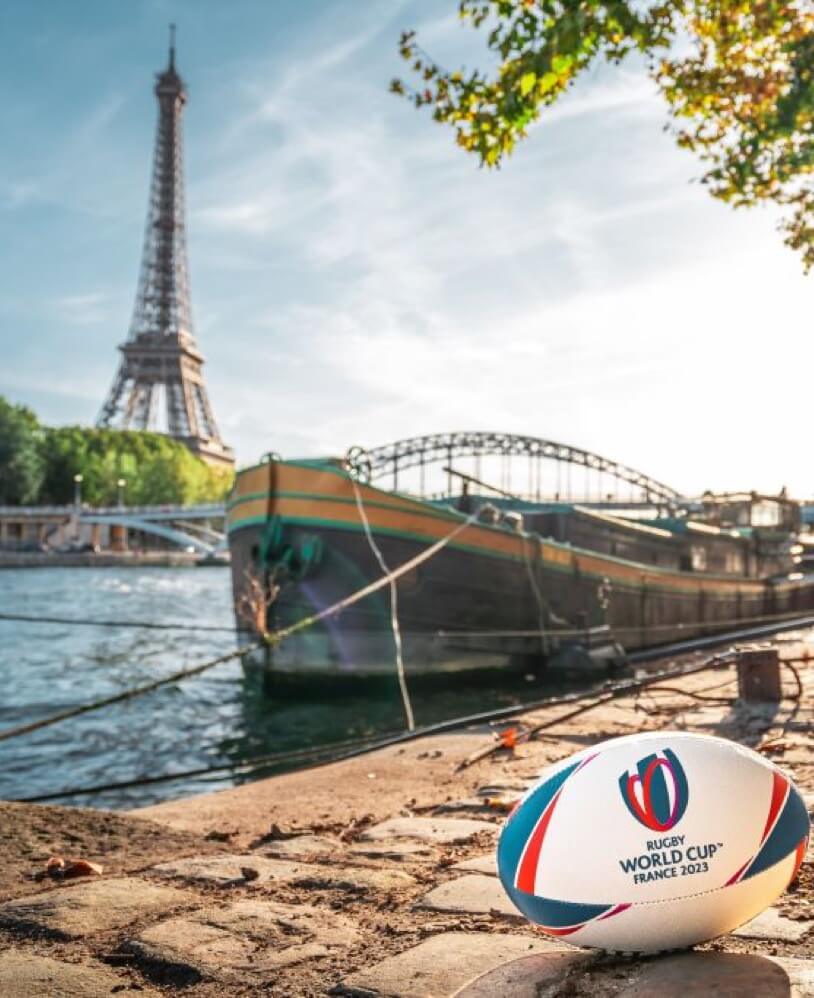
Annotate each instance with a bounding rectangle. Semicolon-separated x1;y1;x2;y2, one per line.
117;478;126;510
73;473;84;544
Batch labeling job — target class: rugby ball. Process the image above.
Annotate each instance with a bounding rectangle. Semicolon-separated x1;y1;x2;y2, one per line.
497;731;810;952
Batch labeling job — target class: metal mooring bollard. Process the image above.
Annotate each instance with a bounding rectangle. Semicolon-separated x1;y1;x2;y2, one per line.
736;645;782;702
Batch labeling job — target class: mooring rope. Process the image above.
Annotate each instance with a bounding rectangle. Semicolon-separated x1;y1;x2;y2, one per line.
520;531;559;655
0;643;261;745
1;603;810;641
12;730;399;803
0;509;482;745
350;476;414;731
1;590;811;750
11;649;748;802
454;650;741;770
265;507;482;648
0;611;235;633
437;606;814;641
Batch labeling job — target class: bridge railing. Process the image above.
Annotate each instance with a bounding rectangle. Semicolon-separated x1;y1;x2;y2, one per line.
0;506;75;517
0;504;225;518
87;503;225;517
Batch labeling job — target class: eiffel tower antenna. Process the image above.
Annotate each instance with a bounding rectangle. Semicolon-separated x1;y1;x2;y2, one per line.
97;28;234;469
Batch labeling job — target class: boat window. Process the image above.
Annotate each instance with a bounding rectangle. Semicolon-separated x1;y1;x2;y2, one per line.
751;501;782;527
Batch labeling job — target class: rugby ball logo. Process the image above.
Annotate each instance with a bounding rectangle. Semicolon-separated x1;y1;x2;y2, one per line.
618;749;689;832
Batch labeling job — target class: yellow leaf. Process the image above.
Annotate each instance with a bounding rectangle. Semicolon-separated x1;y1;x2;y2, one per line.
519;71;536;96
538;71;559;94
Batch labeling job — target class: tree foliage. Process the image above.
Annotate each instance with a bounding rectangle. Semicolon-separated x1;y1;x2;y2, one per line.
0;397;45;504
393;1;814;268
0;396;232;506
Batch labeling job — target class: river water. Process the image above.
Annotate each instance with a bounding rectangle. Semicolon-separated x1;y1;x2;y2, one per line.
0;566;579;811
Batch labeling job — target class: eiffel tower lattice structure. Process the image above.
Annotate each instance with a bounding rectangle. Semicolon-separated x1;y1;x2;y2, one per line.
97;28;234;469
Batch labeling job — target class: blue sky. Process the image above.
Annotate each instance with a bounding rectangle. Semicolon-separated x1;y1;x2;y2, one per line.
1;0;811;496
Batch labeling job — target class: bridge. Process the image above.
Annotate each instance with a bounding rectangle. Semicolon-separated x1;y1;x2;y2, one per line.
81;503;226;555
0;503;226;556
346;431;684;507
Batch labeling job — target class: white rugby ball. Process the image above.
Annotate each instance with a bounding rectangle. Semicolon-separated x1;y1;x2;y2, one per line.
497;731;810;952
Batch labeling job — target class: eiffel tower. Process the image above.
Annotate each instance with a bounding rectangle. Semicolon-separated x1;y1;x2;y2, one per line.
97;28;234;469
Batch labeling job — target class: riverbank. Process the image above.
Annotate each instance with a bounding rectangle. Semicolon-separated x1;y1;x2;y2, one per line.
0;550;204;568
2;633;814;996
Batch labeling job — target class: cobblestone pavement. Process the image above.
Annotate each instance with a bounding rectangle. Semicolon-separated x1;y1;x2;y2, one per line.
2;634;814;996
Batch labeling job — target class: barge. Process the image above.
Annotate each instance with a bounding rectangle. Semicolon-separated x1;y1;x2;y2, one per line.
227;434;813;692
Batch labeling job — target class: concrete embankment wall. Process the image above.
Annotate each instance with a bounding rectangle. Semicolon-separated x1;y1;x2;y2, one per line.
0;551;202;569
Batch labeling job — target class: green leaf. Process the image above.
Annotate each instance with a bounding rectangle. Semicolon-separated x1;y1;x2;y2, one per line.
551;53;573;75
519;71;536;96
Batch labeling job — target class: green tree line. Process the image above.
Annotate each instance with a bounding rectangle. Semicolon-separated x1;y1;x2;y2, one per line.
0;396;233;506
